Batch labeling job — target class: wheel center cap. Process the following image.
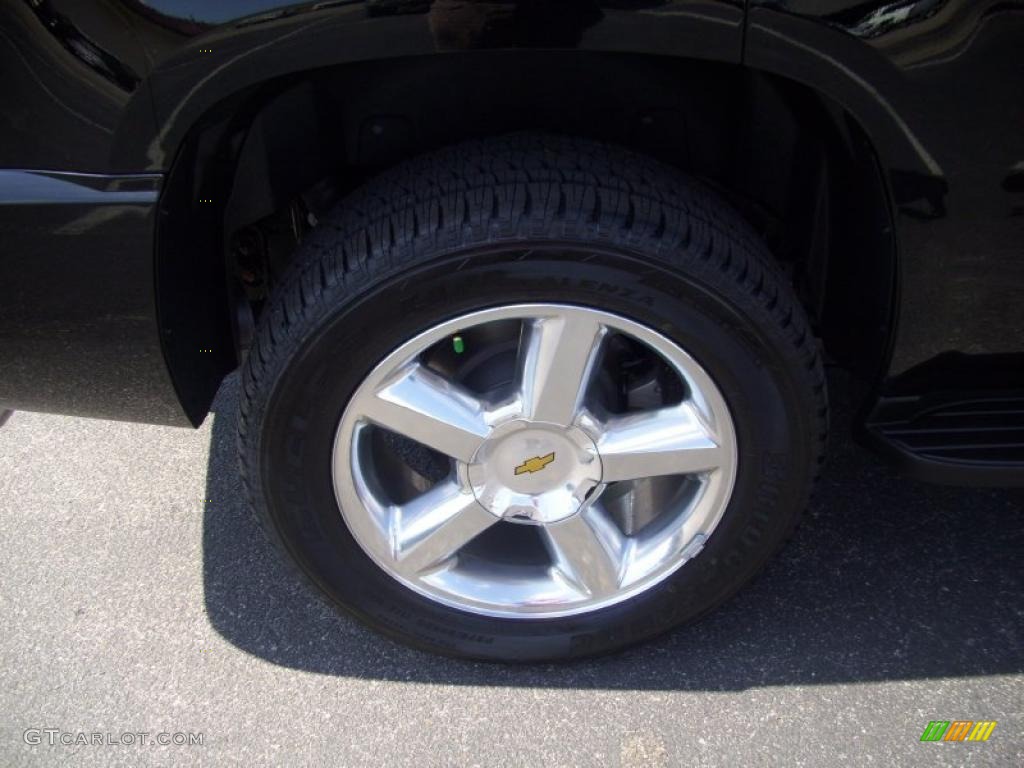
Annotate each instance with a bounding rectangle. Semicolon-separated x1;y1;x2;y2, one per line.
467;420;602;525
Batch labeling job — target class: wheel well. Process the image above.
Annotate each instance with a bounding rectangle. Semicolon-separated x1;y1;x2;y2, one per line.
155;51;895;425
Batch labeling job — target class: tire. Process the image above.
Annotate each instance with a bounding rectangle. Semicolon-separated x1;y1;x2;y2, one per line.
239;133;827;661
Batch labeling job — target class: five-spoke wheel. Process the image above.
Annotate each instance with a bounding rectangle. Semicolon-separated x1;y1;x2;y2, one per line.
332;304;737;617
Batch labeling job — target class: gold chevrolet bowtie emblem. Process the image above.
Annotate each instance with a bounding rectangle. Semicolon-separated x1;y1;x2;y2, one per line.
514;452;555;475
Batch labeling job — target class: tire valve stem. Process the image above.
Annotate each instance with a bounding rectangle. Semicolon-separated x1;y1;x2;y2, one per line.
452;335;465;354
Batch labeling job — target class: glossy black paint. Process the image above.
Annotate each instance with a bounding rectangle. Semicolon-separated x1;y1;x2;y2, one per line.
747;0;1024;385
0;0;744;172
0;170;184;424
0;0;1020;482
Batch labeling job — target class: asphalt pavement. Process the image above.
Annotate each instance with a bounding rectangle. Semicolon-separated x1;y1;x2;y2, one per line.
1;373;1021;767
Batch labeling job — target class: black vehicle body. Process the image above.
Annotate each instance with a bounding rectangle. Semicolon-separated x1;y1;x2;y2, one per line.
1;0;1022;485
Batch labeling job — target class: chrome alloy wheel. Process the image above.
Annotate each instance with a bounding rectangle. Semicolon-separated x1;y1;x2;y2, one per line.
332;304;738;618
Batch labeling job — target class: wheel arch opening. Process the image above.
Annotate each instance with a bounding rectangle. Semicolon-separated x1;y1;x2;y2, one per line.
154;50;897;425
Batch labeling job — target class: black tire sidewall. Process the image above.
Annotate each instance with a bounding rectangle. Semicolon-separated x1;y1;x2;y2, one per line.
255;245;815;661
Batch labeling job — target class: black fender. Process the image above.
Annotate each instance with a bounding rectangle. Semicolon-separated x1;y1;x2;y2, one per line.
117;0;747;171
